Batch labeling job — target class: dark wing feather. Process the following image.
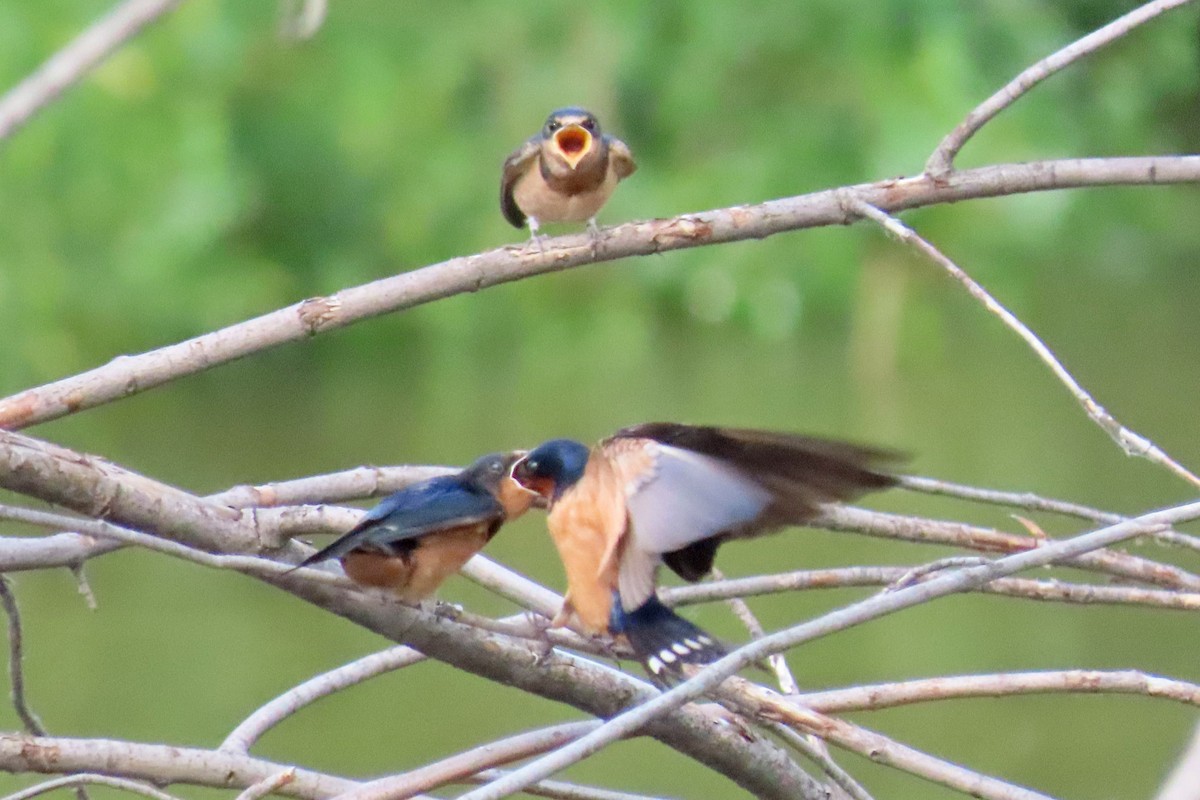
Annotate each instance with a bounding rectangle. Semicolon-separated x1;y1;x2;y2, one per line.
604;135;637;179
613;422;898;514
294;478;502;568
500;135;540;228
612;423;900;582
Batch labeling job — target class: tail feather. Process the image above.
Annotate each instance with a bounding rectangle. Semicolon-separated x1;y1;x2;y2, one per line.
611;594;725;679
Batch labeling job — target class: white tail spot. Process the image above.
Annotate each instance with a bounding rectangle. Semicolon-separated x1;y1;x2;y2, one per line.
659;648;678;664
683;638;701;650
672;643;691;656
647;656;665;675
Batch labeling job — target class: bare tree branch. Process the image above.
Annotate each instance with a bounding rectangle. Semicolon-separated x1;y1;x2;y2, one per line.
901;475;1200;553
222;646;426;754
925;0;1196;175
236;770;298;800
665;565;1200;611
463;771;674;800
1;156;1197;432
0;0;186;142
794;670;1200;712
720;679;1054;800
850;199;1200;489
0;774;183;800
209;466;454;508
0;577;45;735
709;568;799;696
343;722;604;800
458;500;1200;799
820;505;1200;590
0;734;359;800
764;722;872;800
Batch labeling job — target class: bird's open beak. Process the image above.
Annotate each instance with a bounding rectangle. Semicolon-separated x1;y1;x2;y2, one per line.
553;124;592;170
509;456;552;509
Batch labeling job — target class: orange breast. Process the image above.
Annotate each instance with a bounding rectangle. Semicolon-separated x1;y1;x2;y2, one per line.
340;523;490;604
546;455;627;633
399;524;491;603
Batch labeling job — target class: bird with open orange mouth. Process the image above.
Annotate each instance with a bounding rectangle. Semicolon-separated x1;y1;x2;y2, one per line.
501;107;636;243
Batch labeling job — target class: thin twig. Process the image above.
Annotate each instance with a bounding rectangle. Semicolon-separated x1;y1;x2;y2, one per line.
819;506;1200;591
456;500;1200;800
2;156;1198;432
793;670;1200;713
464;771;674;800
925;0;1195;175
849;199;1200;490
222;646;427;753
0;734;358;800
235;769;297;800
343;722;604;800
0;0;187;142
901;475;1200;553
664;565;1200;611
710;568;798;695
209;466;454;508
720;679;1052;800
0;578;92;800
0;774;183;800
0;578;45;734
0;504;345;587
764;722;874;800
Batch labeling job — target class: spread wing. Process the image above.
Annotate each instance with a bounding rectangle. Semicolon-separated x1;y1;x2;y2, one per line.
605;438;774;612
613;422;898;521
604;135;636;180
500;135;540;228
295;479;502;568
607;423;899;592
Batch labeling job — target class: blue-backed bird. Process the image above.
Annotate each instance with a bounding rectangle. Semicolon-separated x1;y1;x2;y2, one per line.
510;423;899;679
294;451;536;603
501;107;636;242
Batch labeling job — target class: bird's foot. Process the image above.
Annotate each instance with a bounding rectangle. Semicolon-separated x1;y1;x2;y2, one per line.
525;219;547;254
431;600;464;619
586;218;602;254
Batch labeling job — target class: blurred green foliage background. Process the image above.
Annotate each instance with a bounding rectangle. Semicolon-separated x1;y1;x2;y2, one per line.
1;1;1199;798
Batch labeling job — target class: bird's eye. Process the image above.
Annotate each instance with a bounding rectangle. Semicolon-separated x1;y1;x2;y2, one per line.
546;121;561;134
581;118;596;131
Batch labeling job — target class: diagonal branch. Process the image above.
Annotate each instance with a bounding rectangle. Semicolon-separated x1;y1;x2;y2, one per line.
343;722;604;800
849;199;1200;489
925;0;1196;175
1;156;1198;432
0;0;187;142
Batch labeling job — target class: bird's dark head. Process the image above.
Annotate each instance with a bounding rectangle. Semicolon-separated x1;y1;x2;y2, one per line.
461;450;527;489
510;439;590;505
542;108;600;170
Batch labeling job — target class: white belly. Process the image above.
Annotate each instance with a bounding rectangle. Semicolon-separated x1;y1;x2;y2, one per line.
512;168;619;224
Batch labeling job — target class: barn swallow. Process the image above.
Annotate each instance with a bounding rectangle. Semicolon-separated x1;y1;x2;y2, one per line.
510;423;898;679
294;451;535;603
501;107;636;241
